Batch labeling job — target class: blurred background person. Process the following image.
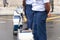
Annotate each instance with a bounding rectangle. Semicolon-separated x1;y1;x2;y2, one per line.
3;0;8;7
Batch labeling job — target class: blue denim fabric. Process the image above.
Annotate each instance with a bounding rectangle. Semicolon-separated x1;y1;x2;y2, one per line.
14;25;18;31
25;4;33;29
32;11;47;40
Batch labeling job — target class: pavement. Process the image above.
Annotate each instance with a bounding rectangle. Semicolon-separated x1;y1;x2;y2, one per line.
0;15;13;40
0;7;16;15
0;6;60;40
0;14;60;40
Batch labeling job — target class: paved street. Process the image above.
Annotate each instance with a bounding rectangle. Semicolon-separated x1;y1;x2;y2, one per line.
47;18;60;40
0;15;14;40
0;15;60;40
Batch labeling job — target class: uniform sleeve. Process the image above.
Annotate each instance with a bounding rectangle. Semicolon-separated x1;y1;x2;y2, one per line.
43;0;50;3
